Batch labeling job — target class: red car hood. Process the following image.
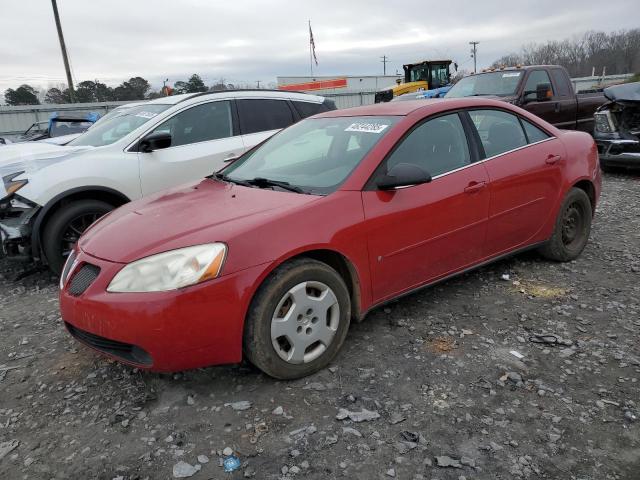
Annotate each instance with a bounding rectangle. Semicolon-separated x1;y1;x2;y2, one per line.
79;179;319;263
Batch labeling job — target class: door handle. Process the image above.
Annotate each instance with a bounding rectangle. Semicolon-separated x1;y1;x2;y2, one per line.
464;181;487;193
554;102;560;113
545;154;561;165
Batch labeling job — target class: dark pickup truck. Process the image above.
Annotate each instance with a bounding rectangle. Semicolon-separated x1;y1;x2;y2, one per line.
445;65;606;132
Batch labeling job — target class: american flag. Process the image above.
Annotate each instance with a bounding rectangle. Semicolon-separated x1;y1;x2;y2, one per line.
309;22;318;66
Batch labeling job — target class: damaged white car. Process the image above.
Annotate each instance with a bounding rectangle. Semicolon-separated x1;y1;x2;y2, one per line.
0;90;335;274
594;81;640;171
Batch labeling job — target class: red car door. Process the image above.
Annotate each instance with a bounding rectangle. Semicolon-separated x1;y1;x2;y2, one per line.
466;109;564;257
362;112;490;303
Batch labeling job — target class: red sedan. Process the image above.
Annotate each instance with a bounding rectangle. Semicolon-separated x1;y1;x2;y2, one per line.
59;98;601;379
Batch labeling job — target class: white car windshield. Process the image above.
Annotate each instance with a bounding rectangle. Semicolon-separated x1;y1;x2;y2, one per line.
68;104;171;147
223;116;399;195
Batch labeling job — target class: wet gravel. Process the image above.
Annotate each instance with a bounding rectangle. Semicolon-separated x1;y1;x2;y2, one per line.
1;172;639;480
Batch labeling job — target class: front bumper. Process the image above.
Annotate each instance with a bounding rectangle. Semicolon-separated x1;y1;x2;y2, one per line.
596;139;640;168
59;248;267;372
0;196;39;258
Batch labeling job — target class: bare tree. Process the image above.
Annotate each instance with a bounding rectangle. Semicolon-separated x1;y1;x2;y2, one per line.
491;29;640;77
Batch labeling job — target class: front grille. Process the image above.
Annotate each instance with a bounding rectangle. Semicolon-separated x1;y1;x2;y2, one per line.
65;323;152;366
68;263;100;296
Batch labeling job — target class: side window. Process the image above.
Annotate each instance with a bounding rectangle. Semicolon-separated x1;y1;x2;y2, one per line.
468;109;527;157
521;119;550;143
523;70;554;100
237;99;295;134
550;69;572;97
385;113;470;177
150;101;232;147
292;101;329;119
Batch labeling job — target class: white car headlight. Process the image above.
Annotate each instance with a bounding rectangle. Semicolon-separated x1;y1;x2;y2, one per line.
107;243;227;293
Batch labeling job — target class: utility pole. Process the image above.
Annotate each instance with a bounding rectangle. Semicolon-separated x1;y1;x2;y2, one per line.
51;0;75;102
380;55;389;76
256;80;261;89
469;41;479;74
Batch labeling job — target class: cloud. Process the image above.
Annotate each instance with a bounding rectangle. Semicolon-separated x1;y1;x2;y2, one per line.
0;0;637;94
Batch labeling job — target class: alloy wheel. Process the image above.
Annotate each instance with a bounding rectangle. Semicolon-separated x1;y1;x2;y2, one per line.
60;212;102;257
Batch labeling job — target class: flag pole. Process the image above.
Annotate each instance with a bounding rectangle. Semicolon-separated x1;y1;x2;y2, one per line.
309;20;313;77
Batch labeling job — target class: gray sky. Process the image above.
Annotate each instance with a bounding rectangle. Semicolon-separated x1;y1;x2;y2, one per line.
1;0;638;93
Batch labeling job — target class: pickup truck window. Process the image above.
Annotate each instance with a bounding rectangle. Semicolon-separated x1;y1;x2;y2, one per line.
523;70;554;100
445;71;522;98
468;109;527;157
550;69;572;97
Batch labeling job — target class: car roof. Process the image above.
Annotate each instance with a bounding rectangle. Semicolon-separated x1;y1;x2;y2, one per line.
145;89;327;106
314;97;519;118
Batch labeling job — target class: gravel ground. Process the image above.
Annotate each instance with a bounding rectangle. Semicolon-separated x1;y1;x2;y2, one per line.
1;172;639;480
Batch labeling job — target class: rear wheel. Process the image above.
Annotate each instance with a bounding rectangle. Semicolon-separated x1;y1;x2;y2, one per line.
539;188;592;262
243;258;351;379
42;200;114;275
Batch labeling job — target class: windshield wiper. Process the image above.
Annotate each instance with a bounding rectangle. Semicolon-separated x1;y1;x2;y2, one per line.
247;177;304;193
212;172;252;187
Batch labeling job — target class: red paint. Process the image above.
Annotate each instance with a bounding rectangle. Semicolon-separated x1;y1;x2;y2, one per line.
278;78;348;91
60;98;601;372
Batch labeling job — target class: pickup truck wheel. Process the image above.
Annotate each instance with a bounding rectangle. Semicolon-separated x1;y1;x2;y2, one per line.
539;188;592;262
42;200;114;275
243;258;351;380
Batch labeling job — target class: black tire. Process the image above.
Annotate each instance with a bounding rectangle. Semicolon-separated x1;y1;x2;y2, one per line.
243;258;351;380
42;199;114;275
539;188;592;262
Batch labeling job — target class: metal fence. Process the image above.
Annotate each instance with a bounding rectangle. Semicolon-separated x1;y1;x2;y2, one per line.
320;90;377;109
0;100;137;138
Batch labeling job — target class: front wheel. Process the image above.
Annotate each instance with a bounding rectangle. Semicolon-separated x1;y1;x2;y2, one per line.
538;188;592;262
243;258;351;380
42;199;114;275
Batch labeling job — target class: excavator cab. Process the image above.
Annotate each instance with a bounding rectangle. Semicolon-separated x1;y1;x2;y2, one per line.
375;60;454;103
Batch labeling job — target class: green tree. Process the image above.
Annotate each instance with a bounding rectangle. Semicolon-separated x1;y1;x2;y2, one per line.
4;84;40;105
75;80;113;103
173;74;208;94
112;77;151;100
44;87;70;104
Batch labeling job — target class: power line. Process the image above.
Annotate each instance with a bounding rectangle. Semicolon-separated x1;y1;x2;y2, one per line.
50;0;75;102
380;55;389;76
469;41;479;74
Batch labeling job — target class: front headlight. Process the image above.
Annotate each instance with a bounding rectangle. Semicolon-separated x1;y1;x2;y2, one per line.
2;171;28;198
594;111;617;133
107;243;227;293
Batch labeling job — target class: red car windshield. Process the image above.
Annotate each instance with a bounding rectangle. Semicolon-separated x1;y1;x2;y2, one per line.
224;116;400;195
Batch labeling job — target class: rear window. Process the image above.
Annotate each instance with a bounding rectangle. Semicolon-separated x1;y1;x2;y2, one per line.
292;101;330;118
237;99;295;135
521;119;550;143
550;69;573;97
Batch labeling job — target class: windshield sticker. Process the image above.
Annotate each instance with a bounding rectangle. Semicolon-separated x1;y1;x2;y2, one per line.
134;111;159;119
502;72;521;78
345;122;390;134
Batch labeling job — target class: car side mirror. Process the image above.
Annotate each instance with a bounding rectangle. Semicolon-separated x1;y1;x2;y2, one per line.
535;83;553;102
139;131;172;153
377;163;432;190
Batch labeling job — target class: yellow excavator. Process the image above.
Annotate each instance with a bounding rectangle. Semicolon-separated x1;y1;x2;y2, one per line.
375;59;455;103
